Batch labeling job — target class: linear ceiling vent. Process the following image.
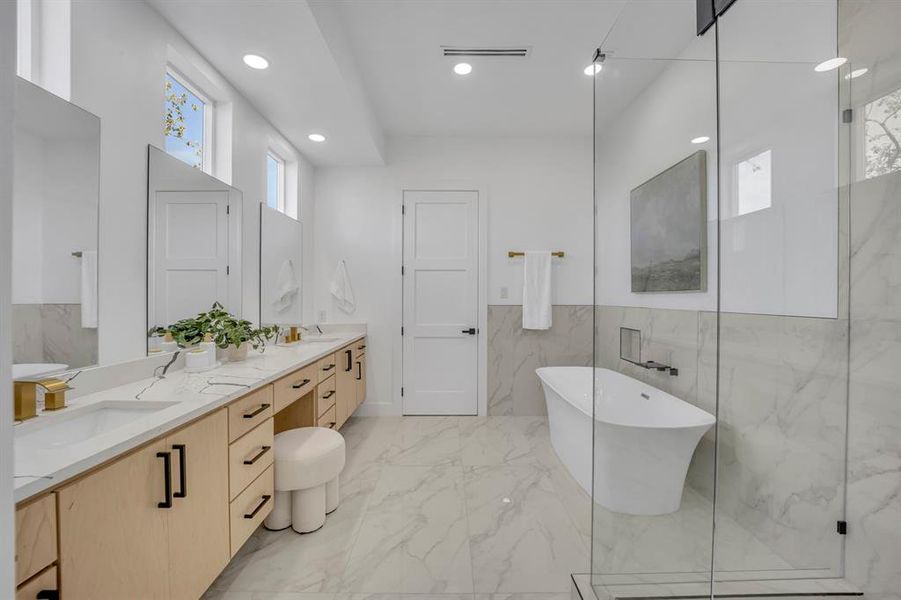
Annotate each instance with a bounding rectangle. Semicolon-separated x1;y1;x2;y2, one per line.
441;46;531;58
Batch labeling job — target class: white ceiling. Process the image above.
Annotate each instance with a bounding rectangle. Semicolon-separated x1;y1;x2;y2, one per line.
146;0;708;167
322;0;627;138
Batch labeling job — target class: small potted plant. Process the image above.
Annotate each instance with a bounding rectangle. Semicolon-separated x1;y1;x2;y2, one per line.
163;303;277;361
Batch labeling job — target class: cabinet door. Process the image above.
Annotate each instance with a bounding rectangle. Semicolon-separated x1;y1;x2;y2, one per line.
355;353;367;409
336;346;355;429
58;439;170;600
166;409;230;600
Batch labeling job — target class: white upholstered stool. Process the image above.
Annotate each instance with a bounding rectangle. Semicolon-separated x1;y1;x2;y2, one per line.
263;427;346;534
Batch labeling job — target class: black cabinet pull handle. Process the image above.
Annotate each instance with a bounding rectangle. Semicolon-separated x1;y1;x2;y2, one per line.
322;364;335;371
356;361;362;381
321;390;335;399
243;403;270;419
358;344;366;350
172;444;187;499
329;422;336;429
157;451;172;509
345;349;353;371
243;446;271;465
36;591;59;600
292;378;311;389
244;494;272;519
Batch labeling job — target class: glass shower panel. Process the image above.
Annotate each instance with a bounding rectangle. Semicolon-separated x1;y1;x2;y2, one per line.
714;0;848;588
591;1;718;597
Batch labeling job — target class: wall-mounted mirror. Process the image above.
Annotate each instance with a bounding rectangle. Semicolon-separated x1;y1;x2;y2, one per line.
146;145;243;353
259;204;302;328
12;78;101;378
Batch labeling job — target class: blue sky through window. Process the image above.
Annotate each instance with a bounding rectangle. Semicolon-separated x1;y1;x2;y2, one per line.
164;73;205;169
266;154;280;210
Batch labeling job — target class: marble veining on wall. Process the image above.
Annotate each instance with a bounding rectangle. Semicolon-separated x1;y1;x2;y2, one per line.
488;305;592;416
12;304;97;369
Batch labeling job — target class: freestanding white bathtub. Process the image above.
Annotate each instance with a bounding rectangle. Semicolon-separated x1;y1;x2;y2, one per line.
536;366;715;516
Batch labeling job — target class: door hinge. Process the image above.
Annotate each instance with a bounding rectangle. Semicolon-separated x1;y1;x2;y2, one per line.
401;326;404;336
226;205;230;215
226;265;230;275
401;205;406;215
401;265;405;276
401;387;404;397
837;520;848;535
842;108;854;124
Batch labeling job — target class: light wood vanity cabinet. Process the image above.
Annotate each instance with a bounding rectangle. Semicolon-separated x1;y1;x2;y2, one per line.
15;566;57;600
15;493;56;587
336;339;367;428
57;409;229;600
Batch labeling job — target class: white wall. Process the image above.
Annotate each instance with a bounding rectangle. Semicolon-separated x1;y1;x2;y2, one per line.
0;0;16;592
314;135;593;414
68;0;313;363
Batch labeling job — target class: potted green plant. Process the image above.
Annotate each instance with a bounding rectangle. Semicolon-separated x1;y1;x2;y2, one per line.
163;303;278;361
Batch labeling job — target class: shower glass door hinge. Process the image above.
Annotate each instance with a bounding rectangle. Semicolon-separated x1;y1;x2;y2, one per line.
837;520;848;535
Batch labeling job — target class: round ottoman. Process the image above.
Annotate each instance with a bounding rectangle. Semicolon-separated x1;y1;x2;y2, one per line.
263;427;346;533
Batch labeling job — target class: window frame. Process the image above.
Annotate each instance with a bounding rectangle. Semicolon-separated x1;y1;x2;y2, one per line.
266;150;287;214
165;66;214;174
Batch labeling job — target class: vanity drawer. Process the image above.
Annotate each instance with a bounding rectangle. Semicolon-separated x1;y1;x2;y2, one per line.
228;386;274;443
230;465;274;557
318;405;337;429
228;418;274;500
317;376;337;417
353;338;367;358
273;364;317;413
15;494;57;586
16;566;57;600
317;353;337;383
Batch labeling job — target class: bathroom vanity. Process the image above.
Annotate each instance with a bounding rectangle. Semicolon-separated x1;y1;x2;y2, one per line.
12;333;367;600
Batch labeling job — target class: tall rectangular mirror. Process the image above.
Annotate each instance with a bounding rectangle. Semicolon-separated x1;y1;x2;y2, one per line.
12;78;100;378
146;145;243;353
259;204;302;328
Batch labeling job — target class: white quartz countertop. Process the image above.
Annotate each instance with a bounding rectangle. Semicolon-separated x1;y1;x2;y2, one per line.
14;331;366;503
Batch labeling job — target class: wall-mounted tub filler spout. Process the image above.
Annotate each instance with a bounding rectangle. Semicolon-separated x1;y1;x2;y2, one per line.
633;360;679;377
618;327;678;376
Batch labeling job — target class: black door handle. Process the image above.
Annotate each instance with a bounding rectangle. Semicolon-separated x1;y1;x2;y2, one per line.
172;444;187;498
292;378;311;389
36;591;59;600
462;328;477;335
345;349;353;371
157;451;172;509
322;390;335;399
243;403;270;419
355;361;362;381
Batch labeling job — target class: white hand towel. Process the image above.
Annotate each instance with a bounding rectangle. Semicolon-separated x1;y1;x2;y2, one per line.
329;260;356;314
272;259;299;313
522;251;552;330
80;250;98;328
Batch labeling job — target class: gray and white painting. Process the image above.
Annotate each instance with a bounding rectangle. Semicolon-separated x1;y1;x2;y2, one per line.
631;150;707;293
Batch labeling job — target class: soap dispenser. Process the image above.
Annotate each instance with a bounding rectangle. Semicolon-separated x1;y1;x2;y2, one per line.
160;331;178;353
200;332;218;368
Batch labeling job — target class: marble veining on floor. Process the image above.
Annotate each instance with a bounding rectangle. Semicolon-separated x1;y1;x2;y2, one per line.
204;416;590;599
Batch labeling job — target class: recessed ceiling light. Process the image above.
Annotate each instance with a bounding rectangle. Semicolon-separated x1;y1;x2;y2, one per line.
454;62;473;75
584;64;602;76
308;133;326;143
243;54;269;70
845;67;869;79
814;57;847;72
691;136;710;144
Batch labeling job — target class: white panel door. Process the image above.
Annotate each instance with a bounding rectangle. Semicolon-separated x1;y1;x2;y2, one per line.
403;190;479;415
151;191;229;327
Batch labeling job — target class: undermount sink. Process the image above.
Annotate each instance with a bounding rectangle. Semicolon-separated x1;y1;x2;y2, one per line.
15;400;178;449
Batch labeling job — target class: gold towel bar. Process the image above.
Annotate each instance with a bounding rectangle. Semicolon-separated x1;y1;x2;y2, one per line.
508;251;565;258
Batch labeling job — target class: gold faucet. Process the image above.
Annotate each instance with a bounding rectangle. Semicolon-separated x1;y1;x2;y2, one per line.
13;377;72;421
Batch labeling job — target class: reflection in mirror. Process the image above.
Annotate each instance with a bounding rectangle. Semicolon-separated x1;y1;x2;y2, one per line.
259;204;302;328
12;78;101;377
146;145;243;354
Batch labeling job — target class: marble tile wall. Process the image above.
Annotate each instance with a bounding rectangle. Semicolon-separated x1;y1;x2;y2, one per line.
487;305;593;416
594;305;848;576
12;303;98;369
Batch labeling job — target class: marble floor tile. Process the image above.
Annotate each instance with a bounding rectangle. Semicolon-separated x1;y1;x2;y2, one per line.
458;417;556;468
341;465;473;593
464;464;588;594
384;416;462;466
